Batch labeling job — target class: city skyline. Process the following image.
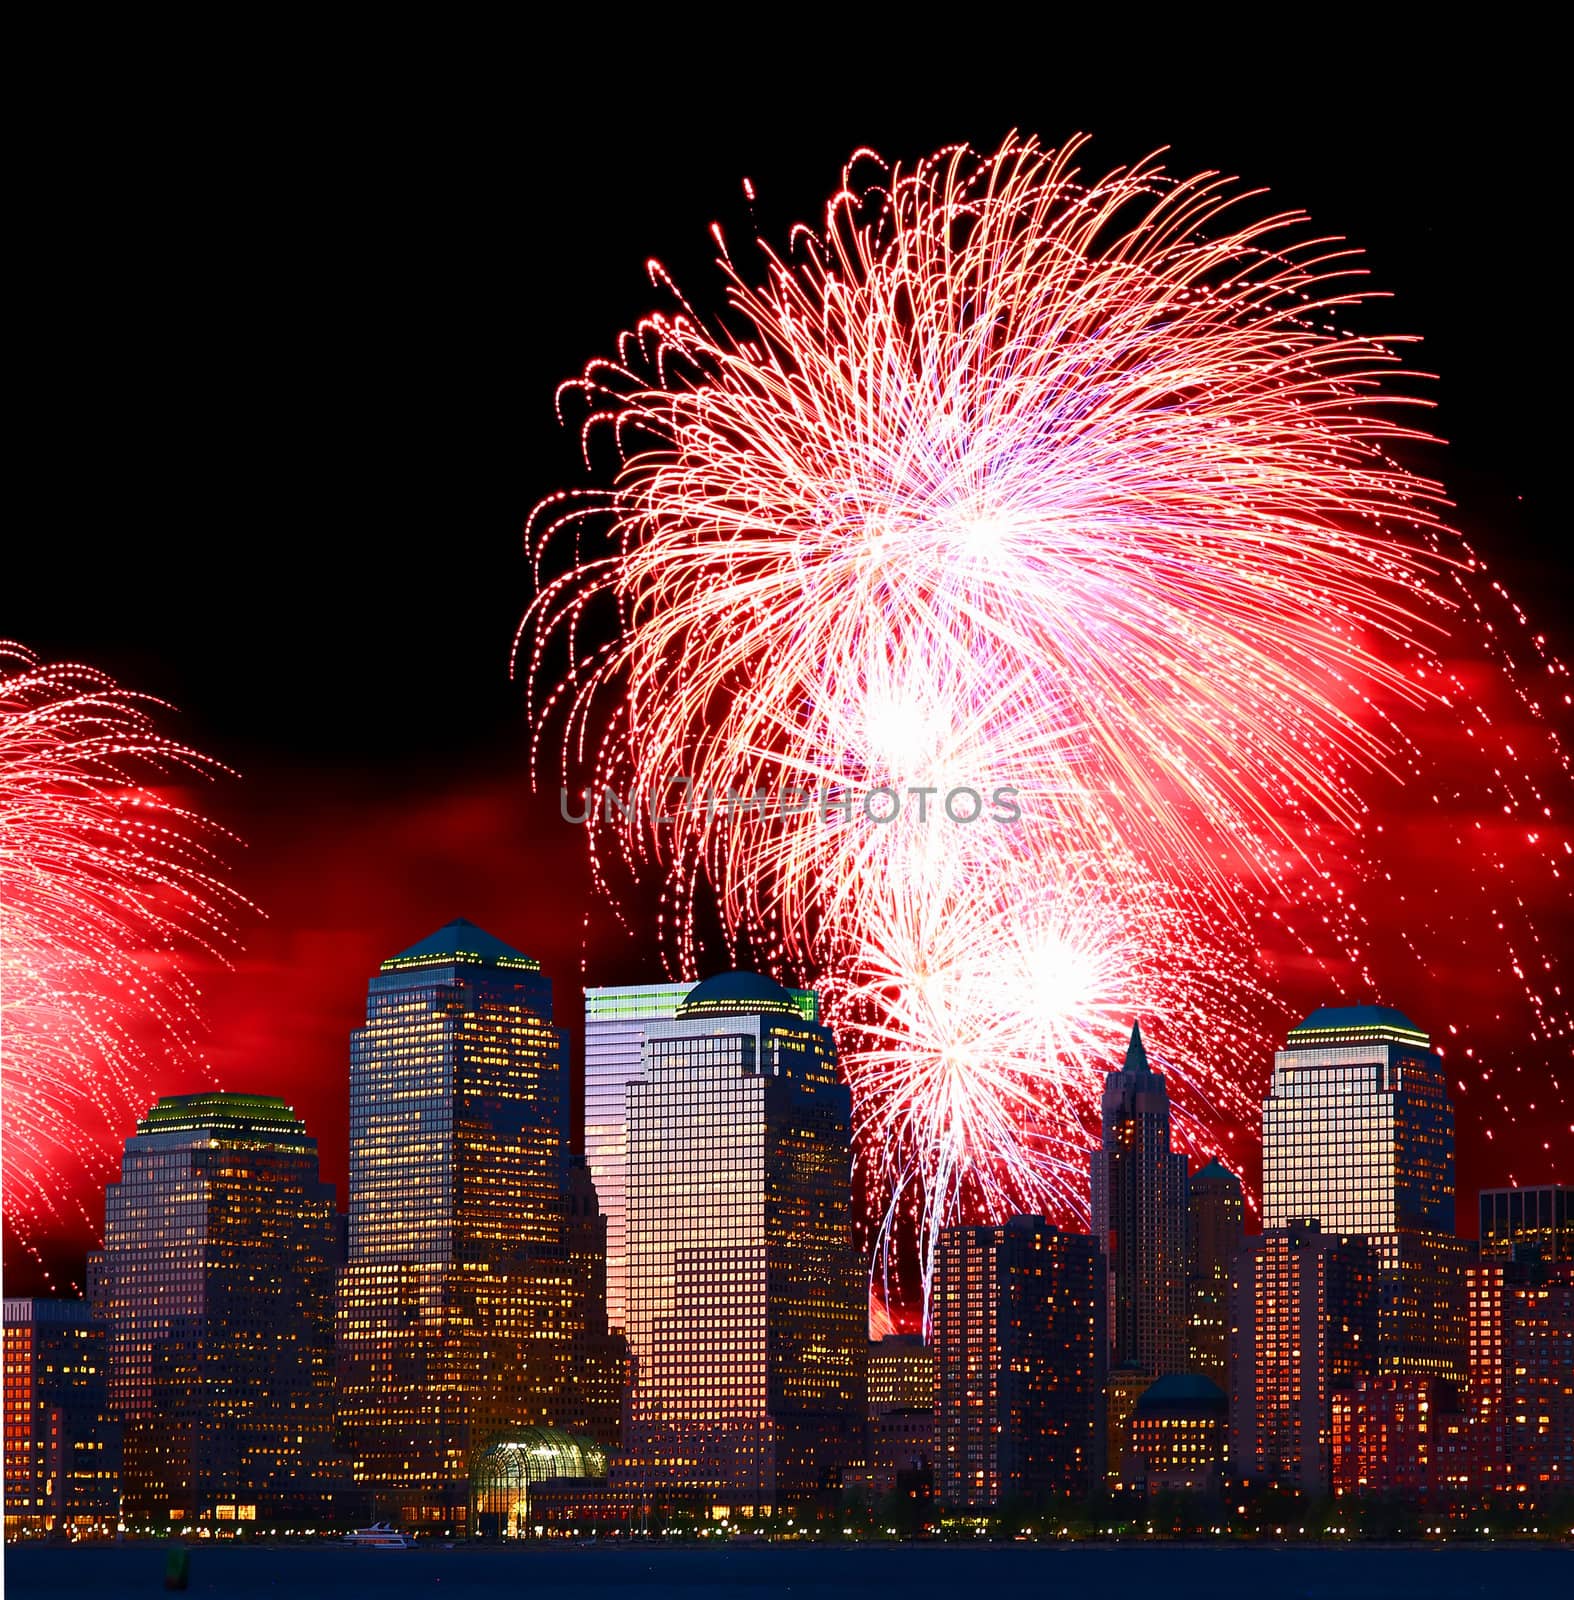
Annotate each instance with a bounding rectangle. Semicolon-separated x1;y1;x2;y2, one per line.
7;928;1571;1536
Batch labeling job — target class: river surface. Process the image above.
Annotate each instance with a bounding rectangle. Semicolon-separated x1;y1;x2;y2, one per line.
6;1540;1570;1598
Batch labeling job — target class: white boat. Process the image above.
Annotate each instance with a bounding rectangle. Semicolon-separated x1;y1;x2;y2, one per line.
343;1521;416;1549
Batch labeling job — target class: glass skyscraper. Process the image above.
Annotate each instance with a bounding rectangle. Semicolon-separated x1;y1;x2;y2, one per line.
336;918;601;1526
624;971;863;1512
584;980;817;1333
1262;1004;1467;1382
88;1092;339;1523
1089;1024;1188;1379
1479;1184;1571;1262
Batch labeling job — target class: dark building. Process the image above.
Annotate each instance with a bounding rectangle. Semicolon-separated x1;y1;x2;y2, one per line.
1187;1157;1244;1386
561;1155;629;1449
1263;1005;1467;1385
89;1093;339;1524
1228;1221;1378;1494
3;1298;121;1536
1479;1185;1571;1263
624;971;865;1512
934;1216;1105;1508
1128;1373;1227;1496
1090;1025;1188;1381
1466;1256;1574;1499
335;919;586;1525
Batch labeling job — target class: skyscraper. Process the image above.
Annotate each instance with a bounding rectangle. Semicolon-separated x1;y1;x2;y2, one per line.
933;1216;1105;1507
335;918;581;1525
1089;1024;1188;1379
1187;1157;1244;1385
624;971;863;1512
584;980;818;1333
1262;1005;1467;1383
1479;1185;1571;1262
1228;1221;1378;1493
89;1092;338;1523
3;1299;121;1537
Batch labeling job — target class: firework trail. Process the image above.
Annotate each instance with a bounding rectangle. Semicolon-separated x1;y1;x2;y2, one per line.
0;643;249;1262
523;135;1570;1315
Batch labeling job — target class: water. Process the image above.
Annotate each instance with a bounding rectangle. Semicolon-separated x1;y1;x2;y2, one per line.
5;1541;1569;1599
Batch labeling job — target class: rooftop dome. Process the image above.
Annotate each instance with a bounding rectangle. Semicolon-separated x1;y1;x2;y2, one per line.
1134;1373;1228;1416
676;970;802;1020
1286;1004;1428;1049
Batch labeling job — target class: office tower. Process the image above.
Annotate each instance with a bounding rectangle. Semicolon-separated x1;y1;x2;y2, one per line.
560;1155;629;1448
1227;1222;1378;1494
336;919;578;1524
1330;1375;1462;1498
624;971;863;1512
933;1216;1105;1507
1128;1374;1227;1495
1187;1158;1243;1385
1466;1256;1574;1498
868;1334;935;1411
2;1299;121;1536
88;1093;338;1523
1089;1023;1188;1378
1262;1005;1467;1383
1479;1185;1571;1262
584;980;818;1332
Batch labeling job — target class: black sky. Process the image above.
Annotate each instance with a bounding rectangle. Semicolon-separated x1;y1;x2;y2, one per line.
13;27;1560;781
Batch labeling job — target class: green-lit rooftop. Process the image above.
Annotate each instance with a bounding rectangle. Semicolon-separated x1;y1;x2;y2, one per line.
135;1091;309;1139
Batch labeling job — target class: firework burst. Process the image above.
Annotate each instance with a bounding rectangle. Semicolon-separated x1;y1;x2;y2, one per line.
523;134;1569;1314
0;643;249;1260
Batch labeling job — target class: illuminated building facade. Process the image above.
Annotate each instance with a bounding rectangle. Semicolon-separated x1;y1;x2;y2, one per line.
1466;1257;1574;1498
1228;1222;1378;1493
1262;1005;1466;1383
89;1093;338;1523
934;1216;1105;1508
1330;1374;1462;1498
336;919;586;1524
3;1299;121;1536
1187;1158;1243;1386
623;971;863;1512
1127;1373;1226;1495
868;1334;934;1411
584;980;817;1333
1479;1185;1571;1263
1089;1024;1188;1379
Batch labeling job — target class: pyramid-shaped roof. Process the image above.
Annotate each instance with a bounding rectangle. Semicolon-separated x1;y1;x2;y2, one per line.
380;917;540;973
1123;1021;1149;1073
1192;1155;1239;1183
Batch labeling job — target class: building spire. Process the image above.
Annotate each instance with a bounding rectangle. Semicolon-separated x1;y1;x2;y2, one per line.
1124;1021;1149;1074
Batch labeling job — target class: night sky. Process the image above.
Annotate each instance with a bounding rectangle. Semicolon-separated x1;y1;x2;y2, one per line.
7;28;1568;1294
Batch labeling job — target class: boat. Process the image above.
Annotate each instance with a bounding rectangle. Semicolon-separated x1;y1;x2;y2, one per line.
343;1521;416;1549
